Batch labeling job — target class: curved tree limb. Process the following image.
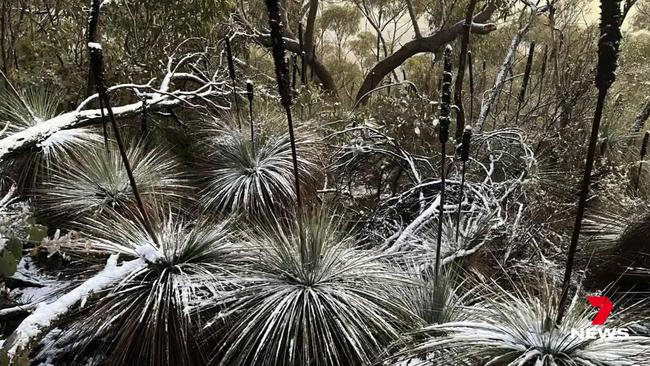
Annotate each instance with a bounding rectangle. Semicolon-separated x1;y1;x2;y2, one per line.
355;3;498;105
254;33;337;93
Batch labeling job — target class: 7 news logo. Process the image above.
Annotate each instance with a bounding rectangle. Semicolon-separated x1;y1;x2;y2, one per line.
570;296;630;341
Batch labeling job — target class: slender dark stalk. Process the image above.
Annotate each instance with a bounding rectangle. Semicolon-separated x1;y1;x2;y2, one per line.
246;79;255;154
435;45;453;284
310;45;316;82
557;0;622;325
225;37;241;129
635;131;649;193
98;97;108;149
468;51;475;124
537;44;548;105
86;0;101;96
501;70;513;129
298;22;307;85
265;0;304;246
515;41;535;124
140;96;147;139
453;0;477;141
89;46;158;245
291;53;298;96
456;127;472;240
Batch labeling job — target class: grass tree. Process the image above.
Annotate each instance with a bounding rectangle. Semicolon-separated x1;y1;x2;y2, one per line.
38;141;187;226
455;126;472;240
0;86;101;187
435;45;453;283
557;0;623;324
208;212;418;365
225;36;241;129
401;278;650;365
197;121;320;220
246;79;255;152
41;208;246;366
265;0;307;242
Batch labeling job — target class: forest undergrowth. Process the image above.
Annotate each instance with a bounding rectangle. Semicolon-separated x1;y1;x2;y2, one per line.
1;0;650;365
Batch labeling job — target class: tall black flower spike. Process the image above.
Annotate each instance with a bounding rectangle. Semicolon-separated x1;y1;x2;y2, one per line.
439;45;453;144
595;0;622;91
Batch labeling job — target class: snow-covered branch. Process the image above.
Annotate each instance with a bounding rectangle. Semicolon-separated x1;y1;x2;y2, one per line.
1;256;146;361
0;48;230;163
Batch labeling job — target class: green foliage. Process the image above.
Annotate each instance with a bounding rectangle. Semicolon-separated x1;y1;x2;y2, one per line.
0;238;21;277
318;5;361;39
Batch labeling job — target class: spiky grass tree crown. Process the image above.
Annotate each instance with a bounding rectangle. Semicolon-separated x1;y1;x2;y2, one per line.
0;87;102;182
38;140;187;226
403;278;650;366
197;121;319;219
208;212;418;366
47;208;245;366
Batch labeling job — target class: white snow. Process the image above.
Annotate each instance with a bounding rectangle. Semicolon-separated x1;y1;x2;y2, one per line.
134;244;162;263
87;42;102;50
3;256;145;359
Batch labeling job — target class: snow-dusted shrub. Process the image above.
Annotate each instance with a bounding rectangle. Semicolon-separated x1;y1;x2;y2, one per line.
37;208;246;365
196;119;320;220
400;278;650;365
207;211;418;365
38;141;188;226
0;87;101;186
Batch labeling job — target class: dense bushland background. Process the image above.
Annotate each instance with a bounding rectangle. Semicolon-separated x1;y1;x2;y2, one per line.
0;0;650;365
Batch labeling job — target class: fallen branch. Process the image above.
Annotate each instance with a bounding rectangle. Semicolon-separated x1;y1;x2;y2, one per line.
1;256;146;361
0;48;229;163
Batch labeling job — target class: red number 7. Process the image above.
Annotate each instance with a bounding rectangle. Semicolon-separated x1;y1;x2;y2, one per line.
587;296;613;325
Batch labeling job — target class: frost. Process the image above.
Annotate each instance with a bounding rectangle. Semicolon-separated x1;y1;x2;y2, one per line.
37;128;102;158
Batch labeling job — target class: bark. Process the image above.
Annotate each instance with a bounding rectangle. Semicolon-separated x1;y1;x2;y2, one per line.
355;3;497;105
86;0;101;96
304;0;318;58
255;33;337;93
